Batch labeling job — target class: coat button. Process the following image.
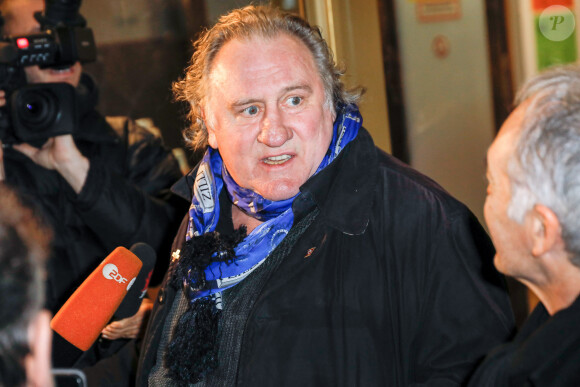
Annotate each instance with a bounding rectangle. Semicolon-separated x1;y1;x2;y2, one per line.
158;289;165;304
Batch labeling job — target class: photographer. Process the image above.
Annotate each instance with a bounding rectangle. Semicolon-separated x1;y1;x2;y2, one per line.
0;0;186;368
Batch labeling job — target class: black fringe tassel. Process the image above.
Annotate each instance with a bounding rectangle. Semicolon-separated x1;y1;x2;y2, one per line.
165;227;247;384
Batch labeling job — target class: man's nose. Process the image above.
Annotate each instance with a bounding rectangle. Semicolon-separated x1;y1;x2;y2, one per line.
258;108;292;147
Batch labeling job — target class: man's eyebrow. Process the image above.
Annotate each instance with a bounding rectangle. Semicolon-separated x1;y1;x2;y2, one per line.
230;85;314;108
282;84;312;94
231;98;262;108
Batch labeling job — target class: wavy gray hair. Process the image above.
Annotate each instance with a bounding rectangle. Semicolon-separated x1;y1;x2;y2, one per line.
508;65;580;267
173;5;364;151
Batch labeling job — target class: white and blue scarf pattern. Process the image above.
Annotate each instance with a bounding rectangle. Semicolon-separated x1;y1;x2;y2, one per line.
184;106;362;301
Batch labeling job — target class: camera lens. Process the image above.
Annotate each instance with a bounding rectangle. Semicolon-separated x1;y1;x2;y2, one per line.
25;102;41;115
11;83;75;143
16;89;58;130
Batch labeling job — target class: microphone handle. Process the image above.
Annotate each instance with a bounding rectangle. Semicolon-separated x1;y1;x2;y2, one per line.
51;330;84;368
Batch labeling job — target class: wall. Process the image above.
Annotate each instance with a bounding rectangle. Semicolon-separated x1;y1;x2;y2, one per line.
81;0;206;161
394;0;495;224
305;0;392;152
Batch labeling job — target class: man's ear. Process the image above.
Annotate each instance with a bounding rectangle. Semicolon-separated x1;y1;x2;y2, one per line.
530;204;563;257
25;310;54;387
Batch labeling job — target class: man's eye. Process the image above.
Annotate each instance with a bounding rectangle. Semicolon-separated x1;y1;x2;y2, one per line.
288;96;302;106
243;106;259;115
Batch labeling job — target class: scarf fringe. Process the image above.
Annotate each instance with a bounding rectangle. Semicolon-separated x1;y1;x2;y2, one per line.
166;296;221;384
166;227;247;384
171;227;247;290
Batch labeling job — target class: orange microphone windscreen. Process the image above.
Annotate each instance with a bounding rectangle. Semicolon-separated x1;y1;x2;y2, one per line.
50;246;143;351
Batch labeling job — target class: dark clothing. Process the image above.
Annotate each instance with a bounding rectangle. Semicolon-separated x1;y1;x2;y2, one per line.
2;74;186;313
137;127;515;386
468;296;580;386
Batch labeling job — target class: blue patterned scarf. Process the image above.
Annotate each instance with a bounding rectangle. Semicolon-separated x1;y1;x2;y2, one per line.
184;106;362;302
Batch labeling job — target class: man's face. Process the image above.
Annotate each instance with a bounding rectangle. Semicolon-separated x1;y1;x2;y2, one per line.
1;0;82;87
484;102;534;279
204;34;335;201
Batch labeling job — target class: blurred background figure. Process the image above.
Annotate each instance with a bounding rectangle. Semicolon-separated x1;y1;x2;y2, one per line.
0;0;186;369
0;183;53;387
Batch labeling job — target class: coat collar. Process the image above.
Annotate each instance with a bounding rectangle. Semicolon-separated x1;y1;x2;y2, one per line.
172;127;378;235
172;164;197;202
298;127;377;235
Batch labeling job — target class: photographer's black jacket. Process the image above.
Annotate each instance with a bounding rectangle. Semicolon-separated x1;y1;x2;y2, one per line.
3;74;186;314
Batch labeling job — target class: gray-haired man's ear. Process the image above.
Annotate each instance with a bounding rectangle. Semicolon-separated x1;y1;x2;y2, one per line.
530;204;563;259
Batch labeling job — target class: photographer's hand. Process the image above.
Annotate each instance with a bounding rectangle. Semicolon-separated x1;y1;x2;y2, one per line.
101;298;154;340
13;134;89;193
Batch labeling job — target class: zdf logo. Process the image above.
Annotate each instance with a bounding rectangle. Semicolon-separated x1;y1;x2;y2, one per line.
103;263;129;284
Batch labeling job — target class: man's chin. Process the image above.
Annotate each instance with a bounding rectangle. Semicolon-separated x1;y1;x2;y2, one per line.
260;185;300;202
27;64;81;87
46;68;77;83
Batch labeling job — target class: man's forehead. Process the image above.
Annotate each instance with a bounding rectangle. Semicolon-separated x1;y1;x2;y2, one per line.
208;34;318;89
1;0;41;15
500;101;529;141
1;0;42;34
488;101;528;170
211;34;314;71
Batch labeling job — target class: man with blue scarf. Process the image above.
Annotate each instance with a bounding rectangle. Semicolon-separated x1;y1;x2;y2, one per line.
135;5;515;386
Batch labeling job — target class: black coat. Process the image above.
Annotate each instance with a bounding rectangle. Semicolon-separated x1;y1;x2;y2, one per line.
3;75;186;313
136;127;515;386
468;295;580;386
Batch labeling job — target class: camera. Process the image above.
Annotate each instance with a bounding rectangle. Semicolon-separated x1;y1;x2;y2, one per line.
0;0;96;144
8;82;77;142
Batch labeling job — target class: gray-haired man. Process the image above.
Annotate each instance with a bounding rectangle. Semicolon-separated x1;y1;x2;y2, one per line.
470;65;580;386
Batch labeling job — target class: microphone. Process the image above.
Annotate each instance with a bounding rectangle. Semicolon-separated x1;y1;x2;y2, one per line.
50;246;142;352
113;242;156;320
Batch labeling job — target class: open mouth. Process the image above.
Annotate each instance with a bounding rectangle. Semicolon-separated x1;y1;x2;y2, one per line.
263;154;292;165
